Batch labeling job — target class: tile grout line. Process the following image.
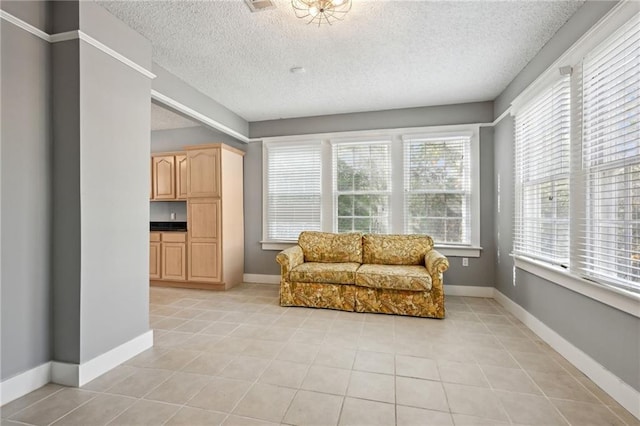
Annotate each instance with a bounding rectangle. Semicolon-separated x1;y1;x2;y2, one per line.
8;288;635;426
3;387;66;423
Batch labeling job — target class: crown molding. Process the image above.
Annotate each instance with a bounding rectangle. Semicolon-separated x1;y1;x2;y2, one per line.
1;11;155;79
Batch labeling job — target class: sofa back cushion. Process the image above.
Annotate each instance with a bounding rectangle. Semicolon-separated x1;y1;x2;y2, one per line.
298;231;363;263
362;234;434;265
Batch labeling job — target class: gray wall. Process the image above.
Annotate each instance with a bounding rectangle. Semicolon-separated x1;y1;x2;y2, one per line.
245;105;496;287
77;40;151;363
150;202;187;222
2;0;154;369
493;0;640;392
152;65;249;139
50;2;154;364
250;102;494;138
151;125;245;153
51;39;82;364
0;10;53;380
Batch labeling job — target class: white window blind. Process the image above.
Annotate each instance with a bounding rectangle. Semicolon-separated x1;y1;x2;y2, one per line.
333;142;391;233
514;76;571;265
264;142;322;241
404;137;471;244
580;13;640;291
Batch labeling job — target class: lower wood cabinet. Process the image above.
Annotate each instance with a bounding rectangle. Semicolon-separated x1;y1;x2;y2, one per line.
150;232;187;281
188;241;220;282
149;240;161;280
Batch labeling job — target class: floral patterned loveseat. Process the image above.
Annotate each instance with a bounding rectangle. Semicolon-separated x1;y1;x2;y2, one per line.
276;231;449;318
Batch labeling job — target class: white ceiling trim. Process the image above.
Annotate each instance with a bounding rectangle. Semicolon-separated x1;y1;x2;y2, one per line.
258;123;481;144
49;30;79;43
0;10;50;41
76;31;156;79
151;90;252;143
1;10;156;79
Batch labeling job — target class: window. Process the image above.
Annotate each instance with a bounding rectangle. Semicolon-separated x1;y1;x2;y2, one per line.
580;14;639;290
513;77;571;265
262;125;481;255
404;136;472;244
333;142;391;233
511;8;640;295
263;141;321;241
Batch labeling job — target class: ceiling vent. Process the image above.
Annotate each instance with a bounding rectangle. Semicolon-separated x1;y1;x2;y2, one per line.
245;0;276;12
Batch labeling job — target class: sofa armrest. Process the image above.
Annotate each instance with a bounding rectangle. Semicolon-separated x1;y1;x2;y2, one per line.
276;245;304;279
425;249;449;279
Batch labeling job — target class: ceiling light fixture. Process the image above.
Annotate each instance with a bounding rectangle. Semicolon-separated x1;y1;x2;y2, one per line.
292;0;352;26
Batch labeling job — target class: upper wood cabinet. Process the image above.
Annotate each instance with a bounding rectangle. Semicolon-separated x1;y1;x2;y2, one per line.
151;152;187;201
187;148;220;198
176;155;188;200
152;155;176;199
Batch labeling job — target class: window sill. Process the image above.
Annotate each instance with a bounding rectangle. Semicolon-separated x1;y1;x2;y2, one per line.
261;241;482;257
513;255;640;318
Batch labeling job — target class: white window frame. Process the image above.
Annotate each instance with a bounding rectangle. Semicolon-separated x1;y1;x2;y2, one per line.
262;139;323;243
401;131;477;247
512;76;571;266
261;125;481;257
509;1;640;317
330;138;393;234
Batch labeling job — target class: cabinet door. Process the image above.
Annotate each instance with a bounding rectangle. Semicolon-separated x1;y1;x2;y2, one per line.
176;155;188;200
162;242;186;280
153;155;176;199
188;198;220;241
188;241;220;282
149;241;161;279
187;148;220;198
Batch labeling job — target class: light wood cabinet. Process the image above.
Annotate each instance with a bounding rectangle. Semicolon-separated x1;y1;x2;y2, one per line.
150;232;187;281
186;144;244;289
162;242;186;280
188;241;220;282
151;152;187;201
176;155;188;200
149;239;161;280
187;148;220;198
188;198;220;240
152;155;176;199
188;196;221;283
150;143;244;290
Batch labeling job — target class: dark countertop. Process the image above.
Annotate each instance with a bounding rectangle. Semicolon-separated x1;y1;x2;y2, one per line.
150;221;187;232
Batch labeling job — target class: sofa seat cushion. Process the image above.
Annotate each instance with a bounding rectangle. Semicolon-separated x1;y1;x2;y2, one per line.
298;231;363;263
290;262;360;285
355;264;432;291
362;234;434;265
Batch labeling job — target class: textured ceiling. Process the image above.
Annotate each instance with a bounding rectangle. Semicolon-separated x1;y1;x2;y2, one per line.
100;0;584;122
151;102;199;130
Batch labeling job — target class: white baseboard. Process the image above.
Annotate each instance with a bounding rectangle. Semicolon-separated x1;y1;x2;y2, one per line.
51;330;154;387
494;290;640;421
50;362;78;387
444;285;494;297
244;274;280;284
0;362;51;406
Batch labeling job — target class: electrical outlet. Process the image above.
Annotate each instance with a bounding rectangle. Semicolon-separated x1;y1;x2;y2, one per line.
462;257;469;267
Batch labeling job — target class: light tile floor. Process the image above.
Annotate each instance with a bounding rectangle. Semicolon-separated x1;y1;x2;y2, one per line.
2;283;638;426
